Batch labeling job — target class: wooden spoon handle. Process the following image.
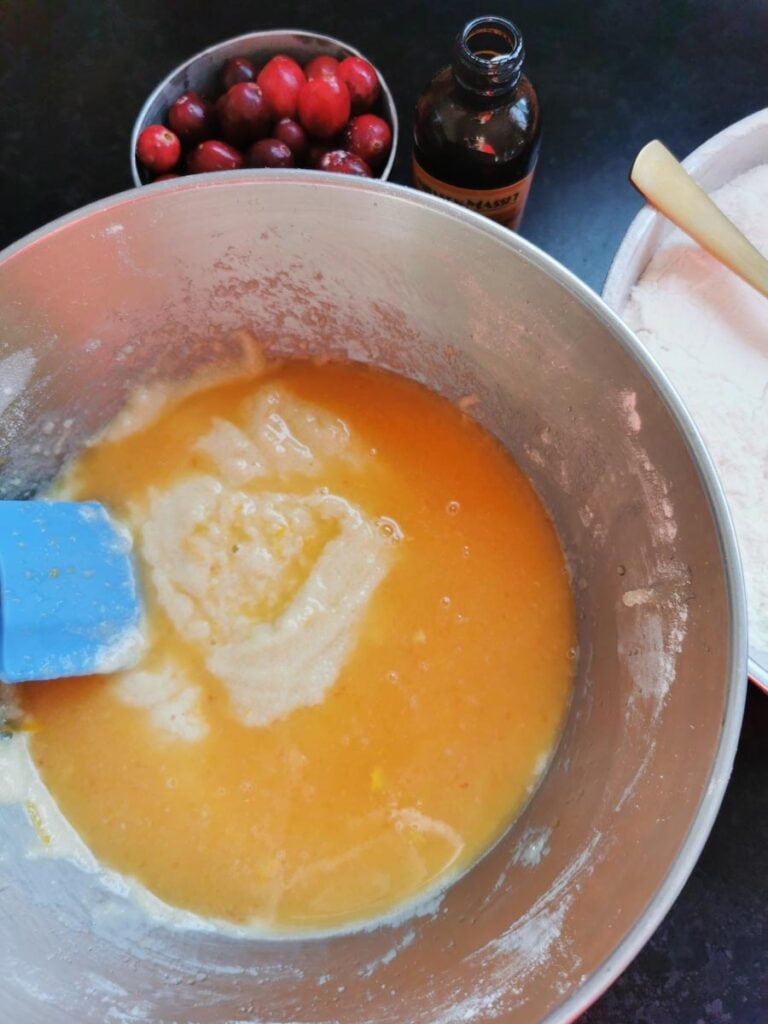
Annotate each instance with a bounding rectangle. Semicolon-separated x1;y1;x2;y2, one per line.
630;139;768;300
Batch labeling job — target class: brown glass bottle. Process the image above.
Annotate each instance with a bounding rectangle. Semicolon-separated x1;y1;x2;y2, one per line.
413;16;541;231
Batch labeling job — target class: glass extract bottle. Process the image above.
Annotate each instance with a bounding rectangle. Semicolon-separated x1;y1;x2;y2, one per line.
413;16;541;231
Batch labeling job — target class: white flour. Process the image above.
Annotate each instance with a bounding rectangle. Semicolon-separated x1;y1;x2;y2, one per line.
624;163;768;652
0;349;36;419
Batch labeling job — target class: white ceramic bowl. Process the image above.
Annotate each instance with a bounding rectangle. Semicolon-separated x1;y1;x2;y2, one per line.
603;107;768;693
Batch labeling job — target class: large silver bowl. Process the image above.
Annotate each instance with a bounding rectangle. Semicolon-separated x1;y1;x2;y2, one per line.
0;174;747;1023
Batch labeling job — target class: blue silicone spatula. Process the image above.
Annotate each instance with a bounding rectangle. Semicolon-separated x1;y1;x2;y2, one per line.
0;501;143;684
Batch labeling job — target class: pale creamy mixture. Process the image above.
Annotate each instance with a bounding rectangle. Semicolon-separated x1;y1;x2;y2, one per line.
124;385;392;732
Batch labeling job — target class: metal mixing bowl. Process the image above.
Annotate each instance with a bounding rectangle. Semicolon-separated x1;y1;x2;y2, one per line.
0;174;746;1023
130;30;399;186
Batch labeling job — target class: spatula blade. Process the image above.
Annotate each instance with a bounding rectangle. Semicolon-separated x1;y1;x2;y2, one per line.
0;501;143;683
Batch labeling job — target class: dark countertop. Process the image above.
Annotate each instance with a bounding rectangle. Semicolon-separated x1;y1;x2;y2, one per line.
1;1;767;1020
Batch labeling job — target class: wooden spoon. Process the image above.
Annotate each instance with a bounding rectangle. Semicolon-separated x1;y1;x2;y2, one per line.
630;139;768;300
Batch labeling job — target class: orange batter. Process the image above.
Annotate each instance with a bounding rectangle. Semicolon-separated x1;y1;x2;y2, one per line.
20;359;574;933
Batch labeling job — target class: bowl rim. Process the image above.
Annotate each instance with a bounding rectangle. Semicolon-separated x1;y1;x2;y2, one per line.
602;105;768;694
0;171;748;1023
129;28;400;187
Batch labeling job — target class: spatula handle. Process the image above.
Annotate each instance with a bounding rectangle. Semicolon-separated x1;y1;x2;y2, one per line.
630;140;768;300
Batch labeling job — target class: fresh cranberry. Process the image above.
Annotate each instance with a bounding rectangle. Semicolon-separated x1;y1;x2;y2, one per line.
221;56;257;91
188;139;244;173
167;91;217;144
154;173;180;181
337;56;381;114
216;82;272;146
136;124;181;174
274;117;308;159
318;150;372;177
247;138;295;168
297;76;350;139
344;114;392;170
257;55;305;120
304;55;340;81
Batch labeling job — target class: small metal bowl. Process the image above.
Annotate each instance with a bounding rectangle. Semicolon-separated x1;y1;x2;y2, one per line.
130;29;399;186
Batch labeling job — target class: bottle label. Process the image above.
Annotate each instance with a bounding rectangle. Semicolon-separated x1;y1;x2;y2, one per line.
412;158;535;231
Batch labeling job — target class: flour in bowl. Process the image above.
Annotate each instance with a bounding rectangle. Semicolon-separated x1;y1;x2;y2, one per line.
624;163;768;652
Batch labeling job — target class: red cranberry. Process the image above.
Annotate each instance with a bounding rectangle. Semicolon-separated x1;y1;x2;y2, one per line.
136;124;181;174
274;117;308;159
154;173;179;181
257;55;305;120
337;56;381;114
344;114;392;170
216;82;272;146
297;76;350;139
188;139;244;173
221;56;257;91
304;55;340;81
318;150;372;177
167;91;217;144
247;138;295;169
